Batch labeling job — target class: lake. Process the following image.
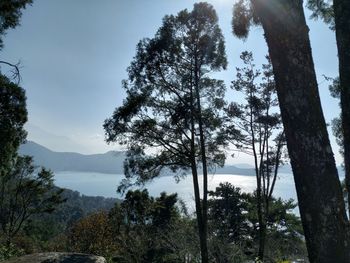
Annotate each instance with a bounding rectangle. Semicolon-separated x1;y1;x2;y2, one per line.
54;171;299;213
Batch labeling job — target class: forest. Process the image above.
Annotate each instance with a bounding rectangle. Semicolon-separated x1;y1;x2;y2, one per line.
0;0;349;263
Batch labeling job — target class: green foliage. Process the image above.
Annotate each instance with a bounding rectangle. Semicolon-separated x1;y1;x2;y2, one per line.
0;156;65;246
19;188;118;253
69;211;117;261
104;2;228;192
232;0;264;39
326;77;344;158
208;182;249;243
112;190;183;262
207;183;306;262
104;5;229;260
306;0;335;29
68;190;192;263
0;242;24;261
232;0;253;39
0;75;27;177
226;51;286;259
0;0;32;49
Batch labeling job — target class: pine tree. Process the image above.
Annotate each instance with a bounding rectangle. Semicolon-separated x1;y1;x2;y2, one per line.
104;3;228;262
231;0;349;262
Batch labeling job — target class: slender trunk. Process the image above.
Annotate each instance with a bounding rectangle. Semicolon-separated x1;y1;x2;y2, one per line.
253;0;350;262
6;236;11;250
333;0;350;216
248;91;266;260
268;131;284;201
258;223;266;260
257;164;265;260
194;56;209;263
257;119;268;260
190;161;207;263
190;76;208;263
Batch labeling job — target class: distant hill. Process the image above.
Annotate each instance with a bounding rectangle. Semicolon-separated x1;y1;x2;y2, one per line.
19;141;287;176
19;141;125;174
213;165;255;176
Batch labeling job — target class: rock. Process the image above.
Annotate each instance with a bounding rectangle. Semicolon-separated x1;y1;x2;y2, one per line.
4;252;107;263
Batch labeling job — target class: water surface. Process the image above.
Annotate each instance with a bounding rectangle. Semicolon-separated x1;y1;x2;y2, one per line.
54;172;298;213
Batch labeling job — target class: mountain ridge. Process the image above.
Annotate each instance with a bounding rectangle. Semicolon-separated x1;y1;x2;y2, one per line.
18;141;300;177
19;141;125;174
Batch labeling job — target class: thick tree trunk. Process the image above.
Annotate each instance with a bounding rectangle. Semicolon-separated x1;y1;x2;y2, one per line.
253;0;350;262
334;0;350;216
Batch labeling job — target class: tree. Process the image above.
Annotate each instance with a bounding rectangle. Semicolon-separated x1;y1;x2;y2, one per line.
232;0;349;262
207;182;305;262
104;3;227;262
69;211;117;260
226;51;285;259
0;0;31;177
208;183;249;243
0;0;65;253
0;155;64;247
106;190;188;262
307;0;350;218
0;0;33;83
0;0;32;49
0;71;63;251
0;75;27;244
326;77;343;156
0;75;27;177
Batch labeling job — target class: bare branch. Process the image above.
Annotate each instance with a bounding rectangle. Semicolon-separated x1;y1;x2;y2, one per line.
0;60;22;84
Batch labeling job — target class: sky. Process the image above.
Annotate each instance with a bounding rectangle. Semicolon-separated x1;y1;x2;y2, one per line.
0;0;342;164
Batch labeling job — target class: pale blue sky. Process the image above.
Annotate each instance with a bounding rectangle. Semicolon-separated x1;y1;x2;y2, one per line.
0;0;341;164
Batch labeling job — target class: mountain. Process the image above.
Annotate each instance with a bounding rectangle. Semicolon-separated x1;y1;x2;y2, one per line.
19;141;125;174
214;165;255;176
19;141;262;176
25;123;90;153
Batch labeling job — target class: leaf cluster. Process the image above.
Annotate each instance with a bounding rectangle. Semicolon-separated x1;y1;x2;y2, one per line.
0;0;33;49
208;182;305;262
306;0;335;29
0;156;65;245
0;75;27;177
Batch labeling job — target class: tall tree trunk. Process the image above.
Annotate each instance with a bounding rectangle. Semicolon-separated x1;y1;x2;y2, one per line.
194;57;209;263
190;161;207;263
333;0;350;216
190;81;208;263
252;0;350;262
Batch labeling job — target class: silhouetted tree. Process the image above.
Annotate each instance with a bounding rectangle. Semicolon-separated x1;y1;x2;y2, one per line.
69;211;117;260
0;0;32;49
0;75;27;241
0;75;27;177
208;182;305;262
0;156;64;246
104;3;227;262
0;0;32;82
226;51;285;259
208;183;249;244
106;190;187;262
232;0;349;262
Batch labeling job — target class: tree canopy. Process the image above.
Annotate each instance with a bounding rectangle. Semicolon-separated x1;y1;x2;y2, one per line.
0;75;27;177
0;0;32;50
104;4;228;261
